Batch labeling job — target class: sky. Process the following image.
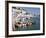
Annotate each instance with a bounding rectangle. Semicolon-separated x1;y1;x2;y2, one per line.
19;7;40;15
12;7;40;16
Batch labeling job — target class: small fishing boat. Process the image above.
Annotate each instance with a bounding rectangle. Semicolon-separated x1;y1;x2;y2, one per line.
15;22;32;27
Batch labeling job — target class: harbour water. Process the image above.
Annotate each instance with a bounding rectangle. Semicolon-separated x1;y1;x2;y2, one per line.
15;16;40;31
